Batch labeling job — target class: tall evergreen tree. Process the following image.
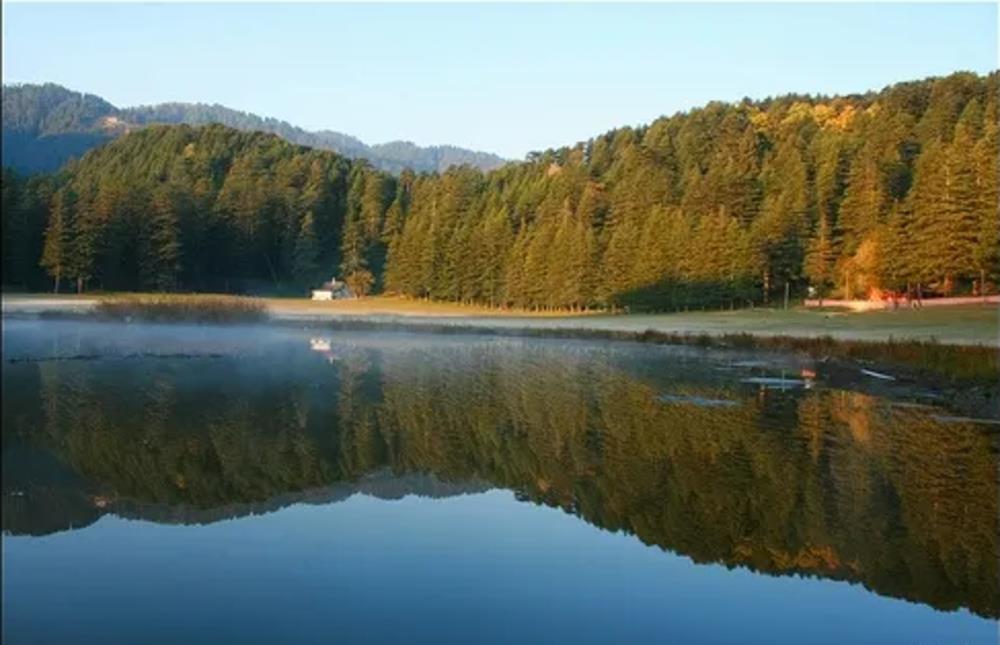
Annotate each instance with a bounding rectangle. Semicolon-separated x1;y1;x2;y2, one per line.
145;184;183;291
40;187;77;293
293;211;321;288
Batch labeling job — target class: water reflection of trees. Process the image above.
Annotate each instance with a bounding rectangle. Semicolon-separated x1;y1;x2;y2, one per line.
2;342;996;618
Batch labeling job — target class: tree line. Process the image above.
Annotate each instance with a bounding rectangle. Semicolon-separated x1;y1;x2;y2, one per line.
2;72;997;309
2;124;397;295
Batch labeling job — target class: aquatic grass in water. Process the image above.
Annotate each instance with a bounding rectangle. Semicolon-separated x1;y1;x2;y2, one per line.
701;332;999;385
303;319;999;386
95;294;269;324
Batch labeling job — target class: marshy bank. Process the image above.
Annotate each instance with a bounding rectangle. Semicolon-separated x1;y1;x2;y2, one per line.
290;319;999;420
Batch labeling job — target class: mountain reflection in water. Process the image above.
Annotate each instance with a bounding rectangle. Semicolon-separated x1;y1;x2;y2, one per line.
2;320;997;630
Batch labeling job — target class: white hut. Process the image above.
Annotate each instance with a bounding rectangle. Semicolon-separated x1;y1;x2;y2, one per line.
311;277;352;300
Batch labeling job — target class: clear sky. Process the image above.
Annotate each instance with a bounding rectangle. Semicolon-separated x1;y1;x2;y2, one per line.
2;2;997;159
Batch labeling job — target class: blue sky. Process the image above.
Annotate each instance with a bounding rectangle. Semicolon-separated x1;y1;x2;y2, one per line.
3;3;997;159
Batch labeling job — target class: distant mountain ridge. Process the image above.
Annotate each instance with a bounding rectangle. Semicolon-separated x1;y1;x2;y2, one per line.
1;83;507;174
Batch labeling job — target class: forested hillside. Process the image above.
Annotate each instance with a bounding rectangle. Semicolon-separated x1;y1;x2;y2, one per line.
119;102;506;174
382;71;998;309
1;83;506;174
3;72;998;308
0;84;117;173
2;124;396;293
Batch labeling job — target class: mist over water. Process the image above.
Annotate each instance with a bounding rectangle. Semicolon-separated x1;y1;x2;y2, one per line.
2;320;997;643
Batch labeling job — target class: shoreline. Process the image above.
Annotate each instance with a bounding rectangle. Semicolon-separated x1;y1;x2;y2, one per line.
5;310;999;420
3;294;998;347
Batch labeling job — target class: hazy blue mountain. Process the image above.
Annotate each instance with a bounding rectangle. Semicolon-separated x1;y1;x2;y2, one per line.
1;83;507;174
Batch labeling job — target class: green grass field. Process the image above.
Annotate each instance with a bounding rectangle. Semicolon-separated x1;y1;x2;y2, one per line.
266;296;999;346
4;293;998;346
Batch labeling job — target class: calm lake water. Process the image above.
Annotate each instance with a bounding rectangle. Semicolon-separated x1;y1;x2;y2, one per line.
2;319;998;644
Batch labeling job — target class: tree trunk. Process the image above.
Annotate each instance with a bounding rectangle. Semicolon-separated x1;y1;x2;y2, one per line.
53;270;60;294
76;277;83;294
981;268;987;302
784;281;790;310
262;252;279;289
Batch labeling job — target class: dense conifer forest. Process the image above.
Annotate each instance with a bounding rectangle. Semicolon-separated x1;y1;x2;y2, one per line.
2;72;997;309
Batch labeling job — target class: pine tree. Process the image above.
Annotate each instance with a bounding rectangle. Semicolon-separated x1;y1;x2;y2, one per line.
634;206;689;307
547;201;576;308
40;187;77;293
522;215;557;309
875;203;912;290
293;211;321;288
340;171;370;294
146;184;183;291
804;210;840;298
972;106;999;291
599;215;641;307
503;227;531;308
754;142;809;301
909;127;979;291
940;102;983;289
415;217;438;298
71;191;102;293
838;147;884;258
442;220;474;302
566;217;597;309
479;207;514;307
698;114;762;225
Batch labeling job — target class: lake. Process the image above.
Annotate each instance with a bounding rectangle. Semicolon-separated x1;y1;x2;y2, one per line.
2;319;997;644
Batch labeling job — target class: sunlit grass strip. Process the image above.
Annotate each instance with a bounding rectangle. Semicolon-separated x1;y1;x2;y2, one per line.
95;294;269;324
